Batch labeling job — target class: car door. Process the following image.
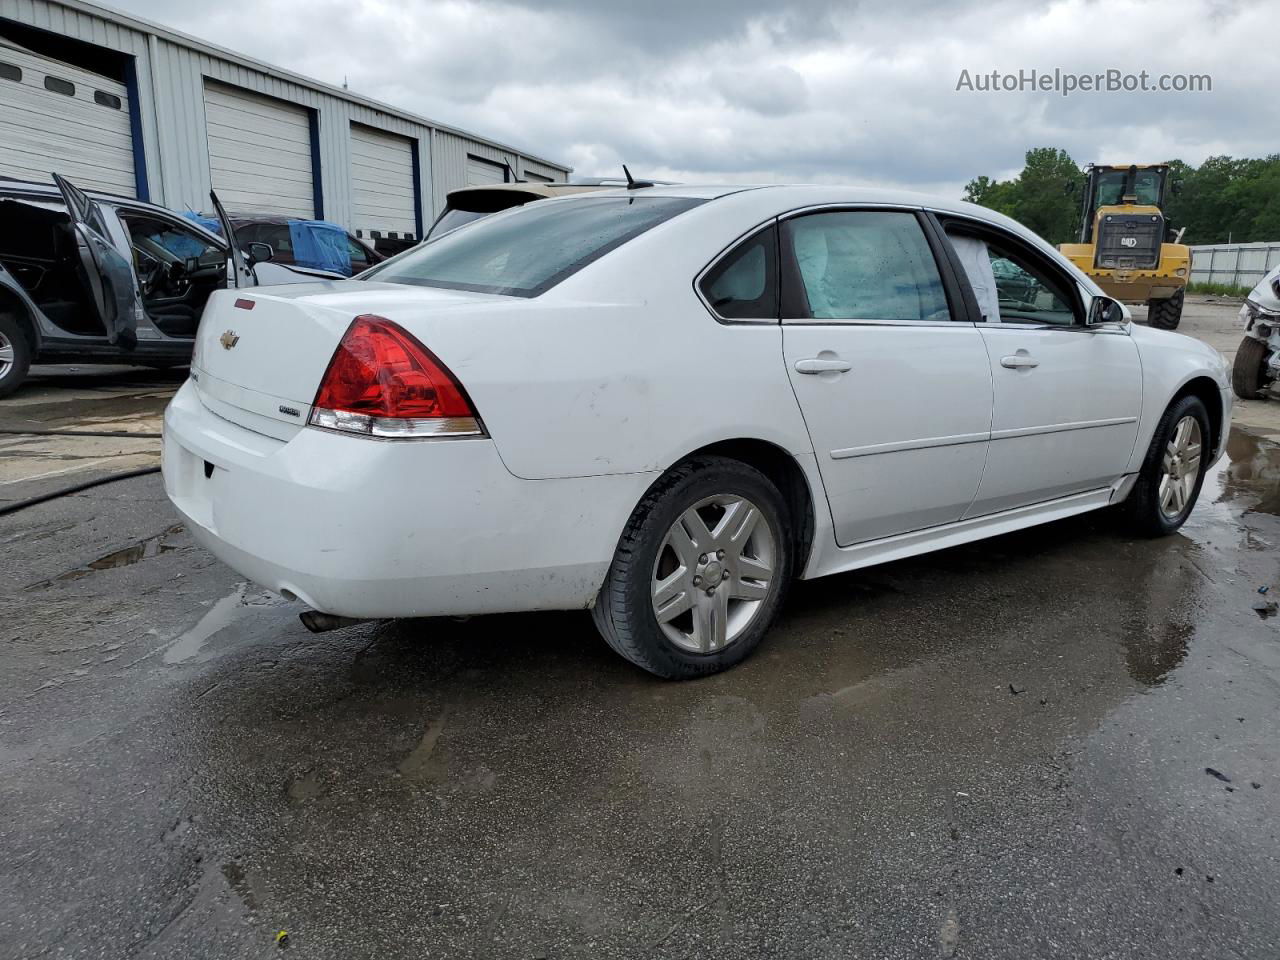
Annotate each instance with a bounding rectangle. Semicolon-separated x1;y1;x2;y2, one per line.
209;190;258;288
937;217;1142;515
117;210;230;337
780;208;994;546
52;173;144;347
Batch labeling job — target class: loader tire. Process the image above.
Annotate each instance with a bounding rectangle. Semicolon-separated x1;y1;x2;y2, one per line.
1147;289;1184;330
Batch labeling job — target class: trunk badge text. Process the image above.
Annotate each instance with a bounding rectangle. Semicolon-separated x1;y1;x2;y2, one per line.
220;330;240;350
278;405;300;418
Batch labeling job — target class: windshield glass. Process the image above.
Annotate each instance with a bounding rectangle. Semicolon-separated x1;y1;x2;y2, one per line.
1094;169;1164;207
1133;169;1163;205
365;196;704;297
1094;171;1127;207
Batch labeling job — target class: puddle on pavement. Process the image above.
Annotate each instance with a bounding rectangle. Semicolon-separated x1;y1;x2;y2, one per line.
1211;429;1280;517
220;861;262;913
26;524;183;589
0;392;174;431
164;583;287;665
1122;616;1193;687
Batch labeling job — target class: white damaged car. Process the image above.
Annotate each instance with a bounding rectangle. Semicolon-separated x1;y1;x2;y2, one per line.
162;185;1231;678
1231;263;1280;400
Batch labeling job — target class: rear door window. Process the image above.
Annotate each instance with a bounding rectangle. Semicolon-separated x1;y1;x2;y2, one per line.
781;211;951;322
366;196;704;297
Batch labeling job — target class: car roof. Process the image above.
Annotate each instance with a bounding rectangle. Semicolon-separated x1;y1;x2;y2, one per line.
0;177;137;205
520;183;1098;294
227;214;355;229
553;183;1045;233
0;177;228;245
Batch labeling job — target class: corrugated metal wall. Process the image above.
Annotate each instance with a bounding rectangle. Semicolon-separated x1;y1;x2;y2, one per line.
0;0;569;228
1190;242;1280;289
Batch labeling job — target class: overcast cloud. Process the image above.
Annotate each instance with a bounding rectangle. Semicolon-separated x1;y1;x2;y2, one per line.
105;0;1278;196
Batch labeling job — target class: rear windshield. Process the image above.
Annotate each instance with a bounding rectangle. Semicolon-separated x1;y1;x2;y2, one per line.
363;196;704;297
427;207;494;239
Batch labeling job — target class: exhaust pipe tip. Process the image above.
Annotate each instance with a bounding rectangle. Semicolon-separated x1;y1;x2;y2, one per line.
299;610;369;633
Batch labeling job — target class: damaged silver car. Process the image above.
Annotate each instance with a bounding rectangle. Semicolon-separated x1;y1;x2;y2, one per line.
0;175;341;397
1232;263;1280;400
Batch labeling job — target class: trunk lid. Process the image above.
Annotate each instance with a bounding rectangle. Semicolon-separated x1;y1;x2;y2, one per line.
190;280;504;439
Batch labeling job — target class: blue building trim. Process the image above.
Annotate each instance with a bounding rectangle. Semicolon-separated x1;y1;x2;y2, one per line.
308;109;324;219
409;138;424;240
123;56;149;201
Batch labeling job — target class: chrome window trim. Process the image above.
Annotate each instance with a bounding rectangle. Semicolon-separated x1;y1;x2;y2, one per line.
986;320;1131;336
780;318;971;328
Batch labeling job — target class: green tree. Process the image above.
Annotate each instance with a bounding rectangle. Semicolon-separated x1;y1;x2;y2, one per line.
967;150;1280;246
1010;147;1082;244
962;148;1081;245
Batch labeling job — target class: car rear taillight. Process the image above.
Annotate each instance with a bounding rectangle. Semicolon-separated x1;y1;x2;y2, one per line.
308;315;483;439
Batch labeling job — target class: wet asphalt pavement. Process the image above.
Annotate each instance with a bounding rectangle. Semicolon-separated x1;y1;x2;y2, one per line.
3;376;1280;958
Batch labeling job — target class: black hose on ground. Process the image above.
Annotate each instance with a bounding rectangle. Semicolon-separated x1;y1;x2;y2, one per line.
0;466;162;518
0;428;163;439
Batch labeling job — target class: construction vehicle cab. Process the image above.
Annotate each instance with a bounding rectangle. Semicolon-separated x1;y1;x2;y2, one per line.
1059;163;1191;330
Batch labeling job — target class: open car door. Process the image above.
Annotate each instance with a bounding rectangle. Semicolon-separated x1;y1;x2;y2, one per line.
52;173;143;348
209;190;257;288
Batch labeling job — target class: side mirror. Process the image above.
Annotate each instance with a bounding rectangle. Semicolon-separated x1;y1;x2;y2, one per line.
1087;295;1126;326
1063;180;1077;196
245;241;274;266
1171;179;1183;197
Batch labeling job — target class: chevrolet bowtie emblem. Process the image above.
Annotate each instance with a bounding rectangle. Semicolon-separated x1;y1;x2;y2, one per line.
220;330;240;350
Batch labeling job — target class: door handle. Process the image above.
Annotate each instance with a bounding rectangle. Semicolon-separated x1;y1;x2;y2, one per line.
795;358;853;374
1000;355;1040;369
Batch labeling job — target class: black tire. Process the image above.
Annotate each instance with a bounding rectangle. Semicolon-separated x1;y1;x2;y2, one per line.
1232;336;1271;400
591;456;793;679
1122;394;1211;537
1147;288;1184;330
0;312;32;400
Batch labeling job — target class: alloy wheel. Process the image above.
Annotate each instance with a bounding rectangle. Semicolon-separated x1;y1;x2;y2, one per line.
0;330;13;381
1158;415;1203;519
650;494;777;653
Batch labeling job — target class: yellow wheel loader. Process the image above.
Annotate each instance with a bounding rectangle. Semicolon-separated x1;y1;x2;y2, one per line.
1059;163;1190;330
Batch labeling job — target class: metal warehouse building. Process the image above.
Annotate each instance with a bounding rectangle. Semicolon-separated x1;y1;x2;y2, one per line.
0;0;570;242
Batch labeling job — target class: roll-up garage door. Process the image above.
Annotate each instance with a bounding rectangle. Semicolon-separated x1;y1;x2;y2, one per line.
0;40;135;195
349;124;417;240
466;154;507;186
203;80;314;219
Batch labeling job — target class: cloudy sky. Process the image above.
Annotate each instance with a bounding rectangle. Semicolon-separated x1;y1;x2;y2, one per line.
106;0;1275;197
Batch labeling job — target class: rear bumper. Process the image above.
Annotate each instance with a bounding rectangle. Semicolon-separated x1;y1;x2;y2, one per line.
162;380;655;618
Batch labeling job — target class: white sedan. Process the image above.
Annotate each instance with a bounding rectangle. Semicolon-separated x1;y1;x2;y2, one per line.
162;185;1231;678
